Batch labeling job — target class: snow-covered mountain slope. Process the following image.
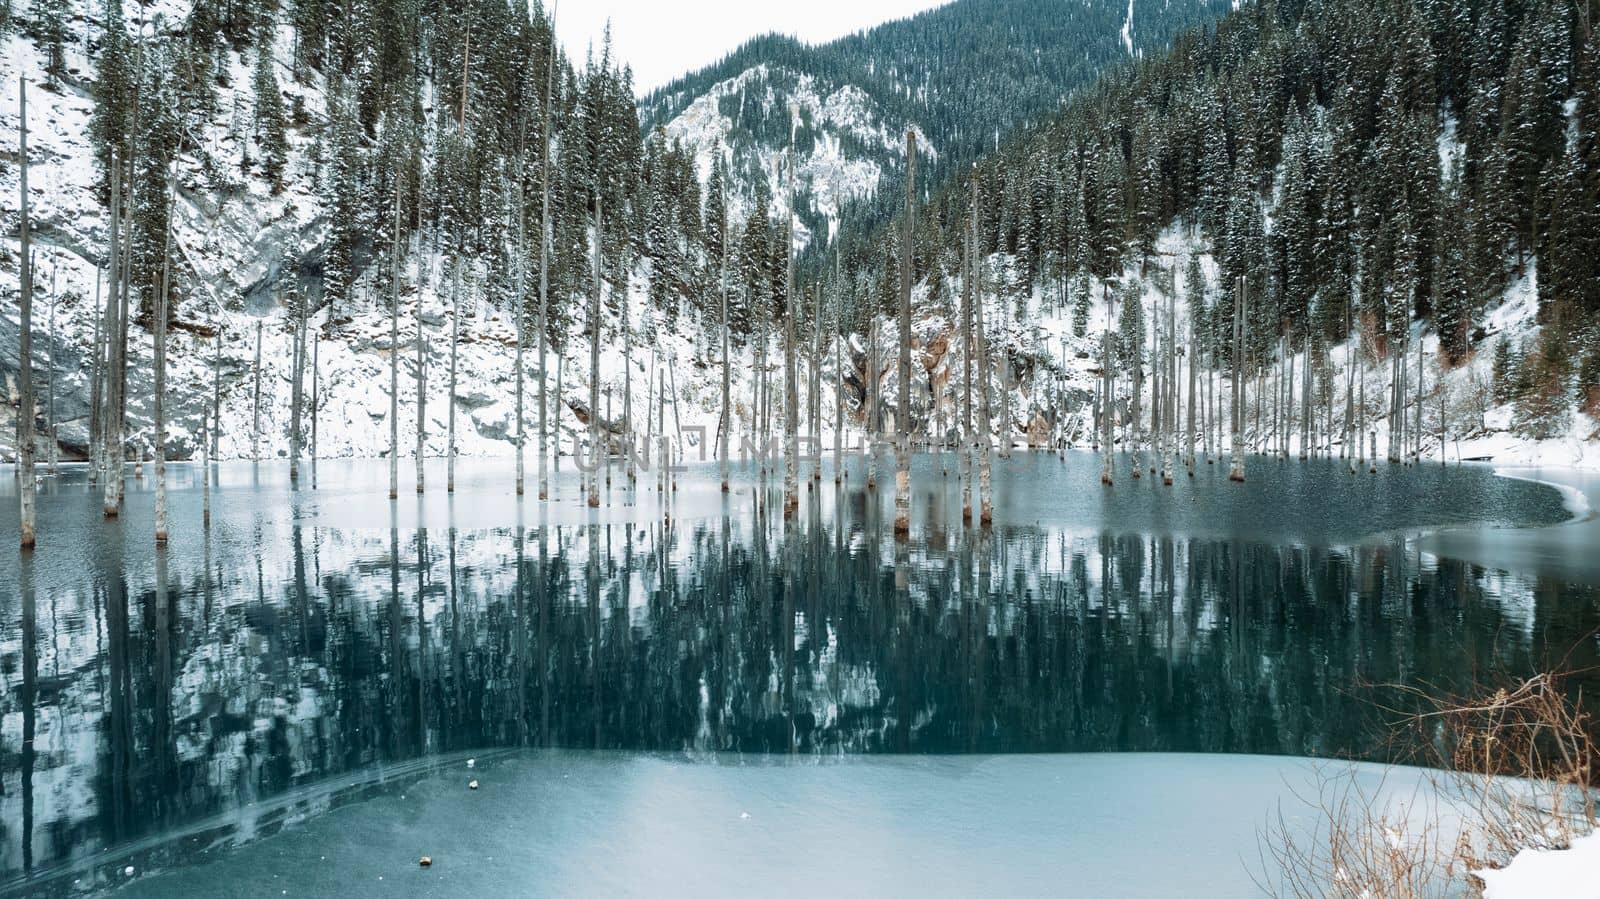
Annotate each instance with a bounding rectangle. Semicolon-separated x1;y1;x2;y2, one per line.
641;0;1234;256
658;62;933;250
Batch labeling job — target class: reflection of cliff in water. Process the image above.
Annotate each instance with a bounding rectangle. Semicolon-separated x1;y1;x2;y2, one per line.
3;490;1598;881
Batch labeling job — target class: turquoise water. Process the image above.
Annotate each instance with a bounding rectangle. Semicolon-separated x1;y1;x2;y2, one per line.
0;453;1593;895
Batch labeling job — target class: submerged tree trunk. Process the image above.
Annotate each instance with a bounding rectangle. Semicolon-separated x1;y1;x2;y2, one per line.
962;193;975;520
310;315;319;474
866;317;879;490
783;115;801;516
719;201;731;493
289;285;307;486
88;271;105;483
975;241;993;525
1101;322;1115;486
389;189;402;500
1186;313;1197;476
18;78;36;547
103;162;126;517
588;192;603;509
1229;276;1246;483
833;257;845;483
537;22;556;502
45;259;56;473
416;235;427;495
154;163;176;543
448;258;462;493
811;283;822;482
252;319;263;463
894;130;916;535
515;147;527;497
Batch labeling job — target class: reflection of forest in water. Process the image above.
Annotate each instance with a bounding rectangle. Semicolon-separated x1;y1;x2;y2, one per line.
3;490;1598;881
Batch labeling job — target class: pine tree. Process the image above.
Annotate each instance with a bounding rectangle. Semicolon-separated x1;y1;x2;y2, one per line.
254;21;290;191
36;0;70;80
322;87;362;329
89;0;135;197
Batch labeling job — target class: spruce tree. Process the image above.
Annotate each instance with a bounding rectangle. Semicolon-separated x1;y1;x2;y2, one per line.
254;18;290;190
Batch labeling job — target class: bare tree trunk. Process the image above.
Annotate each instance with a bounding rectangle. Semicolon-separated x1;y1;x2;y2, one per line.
866;317;879;490
252;319;263;463
448;258;461;493
1166;287;1177;485
1414;332;1424;463
783;112;801;516
1130;292;1143;480
894;130;915;534
588;192;602;509
103;158;126;518
537;11;556;502
1186;310;1196;476
310;319;319;475
1387;343;1402;463
1229;276;1246;483
1101;322;1115;487
17;78;36;547
623;253;635;485
962;191;975;520
811;283;822;482
554;351;564;475
289;287;306;485
45;259;57;475
833;255;845;483
515;138;527;496
1346;297;1357;469
154;162;176;543
416;236;427;495
88;270;105;483
975;228;993;524
212;300;222;462
719;200;731;492
389;189;401;500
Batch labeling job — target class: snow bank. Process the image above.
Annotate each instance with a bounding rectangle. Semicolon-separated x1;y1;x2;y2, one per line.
1479;830;1600;899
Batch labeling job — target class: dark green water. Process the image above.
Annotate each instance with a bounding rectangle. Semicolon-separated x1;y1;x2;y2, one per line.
1;453;1595;894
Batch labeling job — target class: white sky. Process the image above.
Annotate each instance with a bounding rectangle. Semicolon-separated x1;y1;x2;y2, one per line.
552;1;952;93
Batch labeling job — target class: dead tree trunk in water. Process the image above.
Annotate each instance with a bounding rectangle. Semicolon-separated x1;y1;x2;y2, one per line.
866;317;879;490
416;229;427;495
45;259;57;475
88;270;104;483
718;198;731;492
961;190;975;520
252;319;263;463
389;188;401;500
833;251;845;484
1229;276;1247;483
893;129;915;535
783;107;801;516
515;131;528;497
154;163;177;543
588;191;603;509
18;78;36;547
102;158;126;517
448;258;462;493
537;7;559;502
289;284;307;486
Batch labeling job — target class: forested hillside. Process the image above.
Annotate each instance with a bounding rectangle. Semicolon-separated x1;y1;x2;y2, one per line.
843;0;1600;452
641;0;1235;259
1;0;1597;468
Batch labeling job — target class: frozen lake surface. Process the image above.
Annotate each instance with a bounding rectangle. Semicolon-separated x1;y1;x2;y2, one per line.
104;751;1448;899
1;452;1595;896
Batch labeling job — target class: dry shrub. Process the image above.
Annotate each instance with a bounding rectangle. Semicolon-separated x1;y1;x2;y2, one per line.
1258;766;1460;898
1261;671;1599;898
1408;673;1598;886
